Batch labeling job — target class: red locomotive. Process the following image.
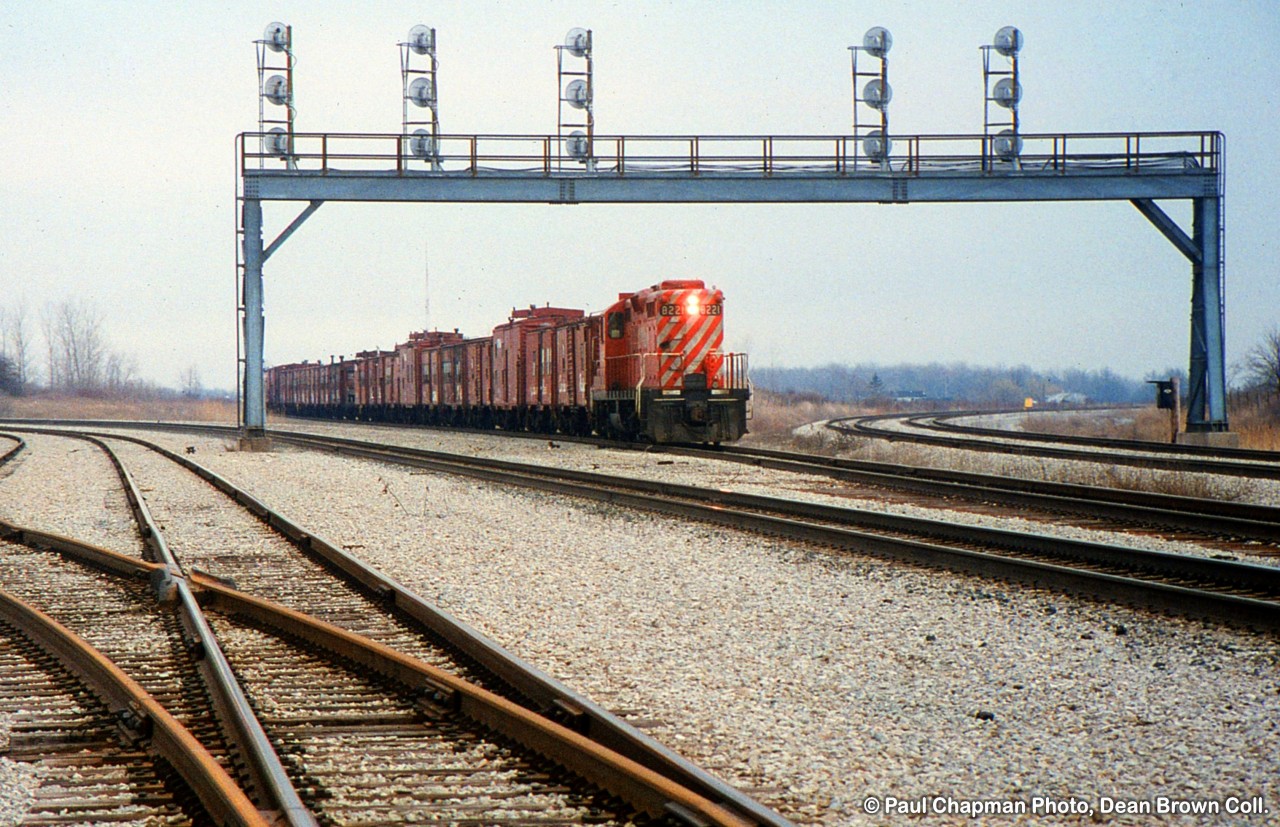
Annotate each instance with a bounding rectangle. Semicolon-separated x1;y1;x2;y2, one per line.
265;279;750;443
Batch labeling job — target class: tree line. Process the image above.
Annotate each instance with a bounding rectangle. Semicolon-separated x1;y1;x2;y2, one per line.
752;330;1280;409
0;297;148;397
751;361;1163;406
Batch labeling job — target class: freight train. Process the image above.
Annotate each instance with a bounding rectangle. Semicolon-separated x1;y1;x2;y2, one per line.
265;279;750;443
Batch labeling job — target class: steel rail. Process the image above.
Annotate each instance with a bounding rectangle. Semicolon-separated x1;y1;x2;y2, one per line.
0;423;792;827
0;434;22;469
0;575;269;827
102;424;1267;631
0;429;319;826
0;519;168;583
927;409;1280;462
0;517;750;826
654;443;1280;545
833;414;1280;480
191;573;753;827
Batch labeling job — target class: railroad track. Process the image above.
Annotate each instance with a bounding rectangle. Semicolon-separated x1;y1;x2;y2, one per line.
833;411;1280;479
0;583;261;825
0;428;784;826
8;422;1279;631
246;429;1280;629
13;416;1280;547
928;409;1280;462
653;442;1280;547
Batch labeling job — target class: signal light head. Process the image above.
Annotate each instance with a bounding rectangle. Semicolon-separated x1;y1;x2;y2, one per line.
410;129;437;159
407;24;435;55
994;26;1023;57
863;26;892;58
564;79;590;109
408;77;436;107
565;130;589;160
863;78;892;110
993;129;1022;159
266;127;289;157
863;129;891;160
564;27;590;57
263;74;290;106
993;77;1022;108
263;22;289;52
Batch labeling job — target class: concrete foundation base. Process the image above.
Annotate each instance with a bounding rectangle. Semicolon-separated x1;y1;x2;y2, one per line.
236;435;274;452
1176;431;1240;449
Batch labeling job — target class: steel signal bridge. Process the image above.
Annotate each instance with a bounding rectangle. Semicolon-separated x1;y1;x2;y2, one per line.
238;130;1226;439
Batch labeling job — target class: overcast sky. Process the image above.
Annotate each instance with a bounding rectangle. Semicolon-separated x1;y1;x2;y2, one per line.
2;1;1277;392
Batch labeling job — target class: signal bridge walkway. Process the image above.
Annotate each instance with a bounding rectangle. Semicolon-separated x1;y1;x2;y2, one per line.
239;130;1220;204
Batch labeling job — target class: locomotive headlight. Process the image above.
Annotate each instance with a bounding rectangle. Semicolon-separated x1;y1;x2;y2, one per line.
684;295;700;315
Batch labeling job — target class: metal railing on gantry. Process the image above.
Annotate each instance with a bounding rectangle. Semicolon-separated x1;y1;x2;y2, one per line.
239;130;1221;181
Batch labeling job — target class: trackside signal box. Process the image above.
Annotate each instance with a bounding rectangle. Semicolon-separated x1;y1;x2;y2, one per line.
1148;377;1181;442
1150;380;1176;410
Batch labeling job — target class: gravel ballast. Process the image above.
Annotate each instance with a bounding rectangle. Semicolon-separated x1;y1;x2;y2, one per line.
1;423;1278;825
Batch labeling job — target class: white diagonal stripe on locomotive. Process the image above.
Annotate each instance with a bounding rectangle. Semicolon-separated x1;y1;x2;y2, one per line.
659;291;700;388
684;314;724;375
678;317;723;389
657;289;717;388
656;289;695;387
660;288;720;387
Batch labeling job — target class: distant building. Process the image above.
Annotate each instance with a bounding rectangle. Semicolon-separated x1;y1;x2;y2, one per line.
893;389;928;402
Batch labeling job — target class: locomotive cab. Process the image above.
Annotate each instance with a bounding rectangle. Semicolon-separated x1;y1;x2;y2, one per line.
593;279;749;443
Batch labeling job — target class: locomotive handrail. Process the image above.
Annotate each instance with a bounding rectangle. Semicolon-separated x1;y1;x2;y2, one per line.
604;351;749;391
240;130;1221;182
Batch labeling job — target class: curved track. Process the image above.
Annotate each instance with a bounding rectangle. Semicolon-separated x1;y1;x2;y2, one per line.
0;428;778;826
658;442;1280;547
930;409;1280;462
0;580;265;826
833;411;1280;479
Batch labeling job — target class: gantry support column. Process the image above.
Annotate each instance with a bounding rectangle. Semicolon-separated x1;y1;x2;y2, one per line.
242;198;266;437
1131;195;1228;434
1187;195;1227;431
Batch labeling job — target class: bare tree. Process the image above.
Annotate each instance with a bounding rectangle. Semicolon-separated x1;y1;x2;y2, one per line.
104;351;139;396
42;299;107;393
0;355;19;397
1244;326;1280;398
0;298;36;391
180;365;203;398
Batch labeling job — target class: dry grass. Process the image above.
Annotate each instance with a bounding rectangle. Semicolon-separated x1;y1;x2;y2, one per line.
744;390;910;437
1023;408;1171;442
741;391;885;455
839;430;1258;500
1230;396;1280;451
978;402;1280;452
0;393;237;423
